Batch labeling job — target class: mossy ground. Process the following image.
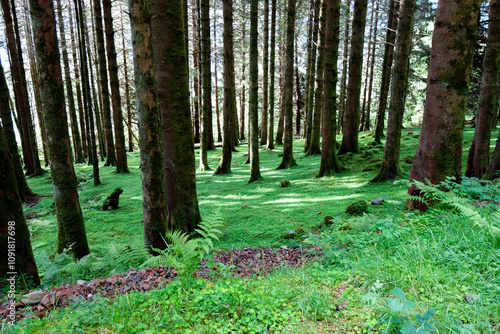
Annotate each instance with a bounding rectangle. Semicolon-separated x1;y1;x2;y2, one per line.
8;125;499;333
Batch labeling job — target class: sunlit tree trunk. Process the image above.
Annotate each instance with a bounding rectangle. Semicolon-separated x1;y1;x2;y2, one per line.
151;0;202;232
406;0;480;209
31;0;91;258
266;0;277;150
120;7;134;153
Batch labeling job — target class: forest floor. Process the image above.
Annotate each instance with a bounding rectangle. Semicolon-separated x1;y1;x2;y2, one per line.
1;126;500;333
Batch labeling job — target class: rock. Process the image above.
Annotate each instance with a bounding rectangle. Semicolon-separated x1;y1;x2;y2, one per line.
21;290;45;305
345;201;368;216
40;294;54;307
371;198;385;205
76;280;87;286
464;293;480;303
280;228;304;240
404;213;415;218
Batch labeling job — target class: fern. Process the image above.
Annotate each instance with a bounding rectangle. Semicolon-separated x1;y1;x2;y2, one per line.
142;208;225;275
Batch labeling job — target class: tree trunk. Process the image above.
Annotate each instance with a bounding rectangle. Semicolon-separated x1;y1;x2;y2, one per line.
56;0;84;164
276;39;285;146
103;0;129;173
260;0;270;146
120;8;134;153
0;61;35;200
305;0;326;156
192;1;201;144
266;0;277;150
248;0;263;182
199;0;212;171
466;0;500;179
30;0;91;259
406;0;480;209
277;0;298;169
68;2;88;159
214;2;222;143
129;0;168;252
303;0;315;139
364;0;379;132
338;0;368;155
370;0;415;182
294;34;303;137
1;0;42;176
239;4;247;141
151;0;202;232
23;4;50;167
359;0;375;132
318;0;342;176
338;0;351;135
214;0;236;175
304;0;321;150
93;0;116;166
374;0;399;143
0;124;39;288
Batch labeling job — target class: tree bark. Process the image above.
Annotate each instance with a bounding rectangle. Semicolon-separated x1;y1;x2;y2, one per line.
192;1;201;144
294;34;303;137
406;0;480;209
0;124;39;288
214;2;222;143
249;0;263;182
120;8;134;153
129;0;168;252
370;0;415;182
305;0;326;156
359;0;375;132
151;0;202;232
266;0;277;150
374;0;399;143
318;0;343;176
0;60;35;200
466;0;500;179
338;0;368;155
303;0;315;139
103;0;129;173
30;0;91;258
363;0;379;132
199;0;212;171
260;0;270;146
56;0;84;164
277;0;298;169
338;0;351;135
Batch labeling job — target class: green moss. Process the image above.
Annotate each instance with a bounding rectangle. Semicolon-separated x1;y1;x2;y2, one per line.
403;155;413;164
280;228;305;239
345;201;368;216
280;179;291;187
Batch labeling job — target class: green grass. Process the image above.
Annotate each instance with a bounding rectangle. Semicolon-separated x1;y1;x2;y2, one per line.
3;125;500;333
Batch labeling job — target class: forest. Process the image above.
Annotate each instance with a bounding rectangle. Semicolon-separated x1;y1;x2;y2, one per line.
0;0;499;332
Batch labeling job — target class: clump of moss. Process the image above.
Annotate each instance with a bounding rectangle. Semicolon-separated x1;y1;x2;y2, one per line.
345;201;368;216
103;188;124;210
281;228;305;239
362;161;382;172
413;134;419;139
403;155;413;164
280;179;291;187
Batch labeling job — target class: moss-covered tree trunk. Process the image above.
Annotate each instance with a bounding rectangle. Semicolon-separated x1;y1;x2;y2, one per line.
305;0;326;157
214;0;236;175
30;0;90;259
55;0;84;165
277;0;298;169
0;61;35;200
304;0;320;152
318;0;342;177
466;0;500;179
373;0;399;143
406;0;480;210
0;125;39;288
260;0;270;146
248;0;263;182
1;0;42;177
151;0;202;232
370;0;415;183
266;0;277;150
129;0;168;252
103;0;129;174
338;0;368;155
68;2;88;159
338;0;351;135
75;0;100;186
93;0;115;166
199;0;212;171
